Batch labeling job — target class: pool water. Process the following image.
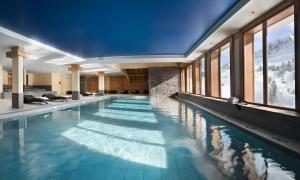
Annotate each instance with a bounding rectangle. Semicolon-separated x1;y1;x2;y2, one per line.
0;96;299;180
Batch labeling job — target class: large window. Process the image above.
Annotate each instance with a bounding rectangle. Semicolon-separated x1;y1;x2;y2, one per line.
200;58;206;95
267;7;295;108
220;43;231;98
244;24;264;103
210;41;232;98
244;6;295;109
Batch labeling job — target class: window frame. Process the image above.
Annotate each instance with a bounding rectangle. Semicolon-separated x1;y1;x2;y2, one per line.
241;3;296;110
194;60;201;94
208;37;233;99
200;56;206;96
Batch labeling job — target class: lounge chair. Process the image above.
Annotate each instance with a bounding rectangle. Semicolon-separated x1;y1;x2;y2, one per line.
131;90;139;94
42;94;69;101
24;95;48;104
121;90;129;94
66;91;72;95
81;92;94;96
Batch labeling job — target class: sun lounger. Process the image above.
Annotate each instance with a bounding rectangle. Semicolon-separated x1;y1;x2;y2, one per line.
81;92;93;96
24;95;48;104
131;90;139;94
121;90;129;94
42;94;69;101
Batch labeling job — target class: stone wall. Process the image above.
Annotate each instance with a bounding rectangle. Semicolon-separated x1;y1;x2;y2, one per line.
148;67;180;96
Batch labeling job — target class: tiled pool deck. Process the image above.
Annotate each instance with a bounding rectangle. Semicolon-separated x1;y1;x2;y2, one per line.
0;96;110;121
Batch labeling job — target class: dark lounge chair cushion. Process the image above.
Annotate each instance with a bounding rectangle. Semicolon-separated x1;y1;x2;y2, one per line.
121;90;129;94
82;92;93;96
131;90;139;94
42;94;68;100
24;95;48;104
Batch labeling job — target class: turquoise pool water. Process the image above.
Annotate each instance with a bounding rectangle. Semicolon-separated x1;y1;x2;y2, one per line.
0;96;299;180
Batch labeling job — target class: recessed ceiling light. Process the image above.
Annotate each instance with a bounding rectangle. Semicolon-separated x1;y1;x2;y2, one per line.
81;63;103;69
46;57;82;65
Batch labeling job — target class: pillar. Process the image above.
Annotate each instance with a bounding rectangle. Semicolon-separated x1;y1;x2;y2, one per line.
23;68;26;91
295;0;300;112
6;46;29;108
97;72;105;96
0;64;3;98
69;64;80;100
233;33;243;100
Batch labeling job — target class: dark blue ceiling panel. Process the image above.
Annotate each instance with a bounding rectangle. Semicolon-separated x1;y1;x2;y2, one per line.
0;0;244;57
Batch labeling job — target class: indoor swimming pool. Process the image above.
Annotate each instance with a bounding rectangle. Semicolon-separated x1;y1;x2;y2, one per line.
0;96;299;180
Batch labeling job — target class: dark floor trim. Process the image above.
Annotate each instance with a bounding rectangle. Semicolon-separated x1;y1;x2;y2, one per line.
72;91;80;100
12;93;24;109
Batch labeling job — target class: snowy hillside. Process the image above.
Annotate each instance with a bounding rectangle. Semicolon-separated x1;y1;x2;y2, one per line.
254;34;295;108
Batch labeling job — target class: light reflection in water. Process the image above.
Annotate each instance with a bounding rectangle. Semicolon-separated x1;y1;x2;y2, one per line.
62;120;167;168
94;108;157;123
176;99;299;180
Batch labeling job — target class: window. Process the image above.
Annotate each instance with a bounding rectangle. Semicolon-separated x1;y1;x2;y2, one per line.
200;57;206;95
180;68;186;92
195;61;200;94
244;24;264;103
186;65;193;93
220;43;231;98
244;6;295;109
266;7;295;108
210;41;232;98
210;49;220;97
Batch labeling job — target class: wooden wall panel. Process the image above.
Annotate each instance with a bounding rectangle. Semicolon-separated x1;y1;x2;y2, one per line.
107;75;148;92
85;76;98;92
244;33;254;102
211;50;220;97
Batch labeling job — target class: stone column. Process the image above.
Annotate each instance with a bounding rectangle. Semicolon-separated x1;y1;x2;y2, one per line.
69;64;80;100
97;72;105;96
6;46;29;108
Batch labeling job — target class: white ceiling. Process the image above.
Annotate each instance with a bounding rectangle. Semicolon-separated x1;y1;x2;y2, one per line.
187;0;285;60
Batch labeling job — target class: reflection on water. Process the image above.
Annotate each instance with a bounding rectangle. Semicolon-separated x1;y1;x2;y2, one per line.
150;97;300;180
0;96;299;179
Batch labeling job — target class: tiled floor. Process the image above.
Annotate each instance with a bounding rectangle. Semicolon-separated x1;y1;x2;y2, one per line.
0;96;107;120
